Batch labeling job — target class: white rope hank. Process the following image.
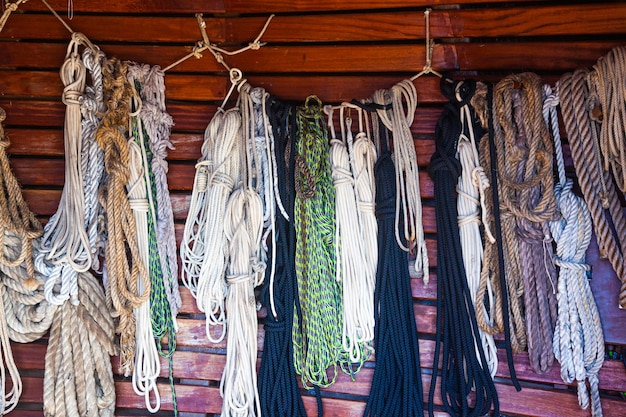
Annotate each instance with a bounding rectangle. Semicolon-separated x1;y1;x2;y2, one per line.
372;80;429;282
545;85;604;417
455;86;498;377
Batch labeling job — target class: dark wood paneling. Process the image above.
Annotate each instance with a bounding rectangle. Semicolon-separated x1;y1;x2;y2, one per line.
21;0;225;14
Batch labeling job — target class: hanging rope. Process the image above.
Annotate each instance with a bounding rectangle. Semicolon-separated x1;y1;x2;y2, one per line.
372;80;428;282
544;84;605;417
559;69;626;309
364;106;425;417
43;271;117;417
428;78;499;417
292;95;344;391
494;73;558;374
325;105;372;365
258;99;307;417
454;81;498;377
97;57;150;375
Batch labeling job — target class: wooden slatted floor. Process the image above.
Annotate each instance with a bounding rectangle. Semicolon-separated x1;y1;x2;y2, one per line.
1;1;625;416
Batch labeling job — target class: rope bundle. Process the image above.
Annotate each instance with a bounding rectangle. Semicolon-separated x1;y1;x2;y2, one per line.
292;96;344;390
494;73;558;374
97;57;150;375
428;79;498;417
258;99;307;417
43;272;117;417
544;85;605;417
364;114;424;417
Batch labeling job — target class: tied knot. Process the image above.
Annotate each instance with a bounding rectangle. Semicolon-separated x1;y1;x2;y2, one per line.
6;3;18;12
553;256;591;272
428;151;462;179
332;166;353;187
210;171;234;190
358;201;375;214
248;41;262;51
250;256;266;275
62;89;83;106
226;273;249;285
128;198;149;213
264;318;285;332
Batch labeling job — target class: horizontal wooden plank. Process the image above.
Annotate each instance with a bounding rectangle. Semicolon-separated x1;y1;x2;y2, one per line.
224;0;541;13
1;14;224;43
448;3;626;38
21;0;225;14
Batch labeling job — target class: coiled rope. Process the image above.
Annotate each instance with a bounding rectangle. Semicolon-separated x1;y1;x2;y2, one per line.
494;73;558;374
559;69;626;309
38;34;92;306
454;81;498;377
544;84;605;417
0;106;49;414
43;271;117;417
292;95;344;391
218;83;265;417
372;80;428;281
97;57;150;375
258;99;307;417
364;111;424;417
429;78;499;417
325;105;372;365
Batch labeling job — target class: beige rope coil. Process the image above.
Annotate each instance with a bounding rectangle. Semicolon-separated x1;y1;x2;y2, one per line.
471;82;526;353
97;57;150;374
43;271;118;417
494;73;558;373
559;69;626;309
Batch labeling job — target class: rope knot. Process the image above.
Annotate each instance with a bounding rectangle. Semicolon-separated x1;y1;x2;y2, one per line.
226;273;248;285
248;41;262;50
553;256;591;272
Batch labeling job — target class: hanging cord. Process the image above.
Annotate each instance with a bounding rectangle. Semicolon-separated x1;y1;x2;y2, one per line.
364;106;425;417
428;78;499;417
559;69;626;309
593;46;626;192
454;81;499;378
0;0;28;33
43;271;118;417
494;73;558;374
97;57;151;375
372;80;429;282
38;35;92;306
258;99;307;417
127;63;181;415
126;92;162;413
293;95;345;392
323;105;373;365
544;84;605;417
471;82;523;390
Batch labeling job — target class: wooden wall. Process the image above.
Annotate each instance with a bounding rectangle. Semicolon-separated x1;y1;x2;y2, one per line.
1;0;626;416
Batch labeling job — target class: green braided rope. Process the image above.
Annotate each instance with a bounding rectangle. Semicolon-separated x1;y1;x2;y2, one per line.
131;112;179;416
292;96;349;389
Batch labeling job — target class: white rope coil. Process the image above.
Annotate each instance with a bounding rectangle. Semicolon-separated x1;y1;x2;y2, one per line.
545;85;604;417
455;90;498;377
372;80;429;282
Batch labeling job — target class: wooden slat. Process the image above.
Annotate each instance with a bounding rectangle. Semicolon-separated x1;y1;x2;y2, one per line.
447;3;626;38
22;0;225;14
1;14;224;43
224;0;541;13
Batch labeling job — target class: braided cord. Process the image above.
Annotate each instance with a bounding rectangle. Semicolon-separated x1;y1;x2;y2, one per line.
293;96;344;390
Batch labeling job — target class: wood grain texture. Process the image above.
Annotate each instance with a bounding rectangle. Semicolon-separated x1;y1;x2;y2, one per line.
21;0;225;14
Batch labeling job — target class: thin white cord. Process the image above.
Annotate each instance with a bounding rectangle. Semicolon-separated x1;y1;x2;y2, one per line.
456;91;498;377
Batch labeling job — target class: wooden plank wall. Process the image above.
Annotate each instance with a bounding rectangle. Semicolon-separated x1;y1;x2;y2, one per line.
1;0;626;416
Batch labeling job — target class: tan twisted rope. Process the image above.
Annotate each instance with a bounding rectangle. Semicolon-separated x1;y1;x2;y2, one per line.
0;108;43;288
96;57;150;374
559;69;626;309
494;73;558;373
472;82;527;353
43;271;117;417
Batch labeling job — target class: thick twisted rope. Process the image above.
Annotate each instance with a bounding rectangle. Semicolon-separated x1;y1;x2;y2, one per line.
593;46;626;192
559;69;626;309
494;73;558;374
292;96;344;391
97;57;150;374
428;79;498;417
544;85;605;417
364;109;424;417
258;99;307;417
455;82;498;377
372;80;428;281
43;272;117;417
